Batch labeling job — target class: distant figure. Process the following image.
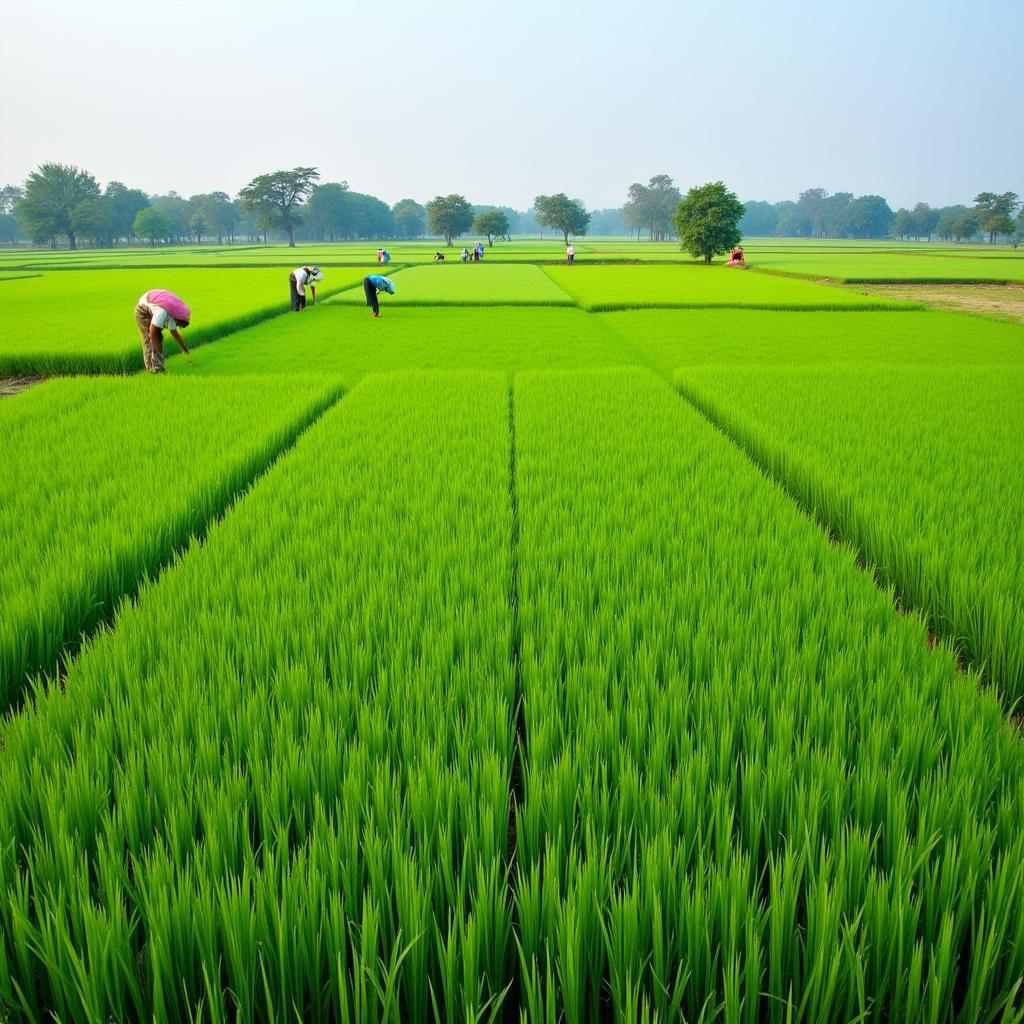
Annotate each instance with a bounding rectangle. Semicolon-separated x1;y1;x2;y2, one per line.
725;246;747;268
382;249;391;266
135;289;191;373
376;248;384;265
363;274;395;317
433;251;445;262
460;247;470;262
289;265;323;311
474;240;484;261
566;243;575;266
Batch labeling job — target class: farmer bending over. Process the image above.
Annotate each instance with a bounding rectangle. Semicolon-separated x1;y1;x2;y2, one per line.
363;274;395;317
135;289;190;373
289;265;323;311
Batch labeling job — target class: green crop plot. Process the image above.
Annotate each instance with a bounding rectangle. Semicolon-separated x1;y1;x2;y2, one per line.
514;368;1024;1020
676;364;1024;702
751;251;1024;283
0;267;365;374
170;306;638;380
601;308;1024;377
328;263;574;305
542;264;917;310
0;372;515;1023
0;374;341;707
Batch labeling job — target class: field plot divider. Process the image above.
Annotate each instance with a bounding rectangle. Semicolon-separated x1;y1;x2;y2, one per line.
671;379;981;689
29;385;348;707
504;380;526;1024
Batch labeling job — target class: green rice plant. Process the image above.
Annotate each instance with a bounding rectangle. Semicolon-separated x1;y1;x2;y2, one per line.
167;306;639;381
513;367;1024;1022
541;265;920;311
600;309;1024;378
0;268;366;374
328;264;575;306
675;364;1024;704
0;374;342;709
0;371;516;1022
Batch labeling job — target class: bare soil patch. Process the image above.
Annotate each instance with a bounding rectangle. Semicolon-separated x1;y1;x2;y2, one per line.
0;376;45;398
844;283;1024;324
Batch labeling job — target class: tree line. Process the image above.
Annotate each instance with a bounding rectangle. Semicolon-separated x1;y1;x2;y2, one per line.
2;163;1020;249
0;164;593;250
740;188;1023;243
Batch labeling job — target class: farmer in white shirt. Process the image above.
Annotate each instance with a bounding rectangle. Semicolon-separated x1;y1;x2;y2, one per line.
134;289;191;373
289;265;323;311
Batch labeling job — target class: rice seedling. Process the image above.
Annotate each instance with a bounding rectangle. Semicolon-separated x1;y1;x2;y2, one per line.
167;306;639;381
541;265;919;311
328;264;575;306
0;268;366;374
0;374;342;709
675;364;1024;704
0;371;516;1023
512;367;1024;1022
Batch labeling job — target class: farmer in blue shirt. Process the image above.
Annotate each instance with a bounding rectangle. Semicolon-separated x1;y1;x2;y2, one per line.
363;274;395;317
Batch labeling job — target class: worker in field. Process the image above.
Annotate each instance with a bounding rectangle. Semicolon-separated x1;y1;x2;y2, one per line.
725;246;747;268
362;274;395;317
134;289;191;373
289;265;323;311
566;243;575;266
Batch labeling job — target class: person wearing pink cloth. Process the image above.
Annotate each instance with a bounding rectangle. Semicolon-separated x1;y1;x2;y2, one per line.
134;289;191;373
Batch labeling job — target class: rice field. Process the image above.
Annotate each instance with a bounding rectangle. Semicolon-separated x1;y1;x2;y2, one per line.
2;242;1024;1022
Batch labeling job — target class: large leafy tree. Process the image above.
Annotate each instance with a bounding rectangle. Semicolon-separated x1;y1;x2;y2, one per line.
426;194;473;246
672;181;744;263
472;210;509;246
973;192;1020;243
17;163;100;249
392;199;426;239
0;185;24;215
238;167;320;247
534;193;590;245
150;193;191;243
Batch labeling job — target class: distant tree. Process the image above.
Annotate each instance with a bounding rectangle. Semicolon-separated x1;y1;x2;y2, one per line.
71;197;114;247
304;182;350;241
974;192;1020;243
133;207;172;246
193;192;238;244
908;202;939;241
150;193;191;243
950;212;981;243
738;200;780;237
426;194;474;246
473;210;509;245
17;163;101;249
104;182;149;243
796;187;830;238
534;193;590;245
672;181;744;263
0;212;24;244
891;208;912;240
0;185;24;215
589;207;627;235
776;208;811;237
837;195;893;239
238;167;320;247
622;175;681;241
345;192;394;239
392;198;426;239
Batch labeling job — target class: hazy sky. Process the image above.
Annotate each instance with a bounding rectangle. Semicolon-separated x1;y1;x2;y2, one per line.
2;0;1020;211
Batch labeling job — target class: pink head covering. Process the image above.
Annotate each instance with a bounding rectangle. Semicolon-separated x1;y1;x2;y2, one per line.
145;289;191;324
